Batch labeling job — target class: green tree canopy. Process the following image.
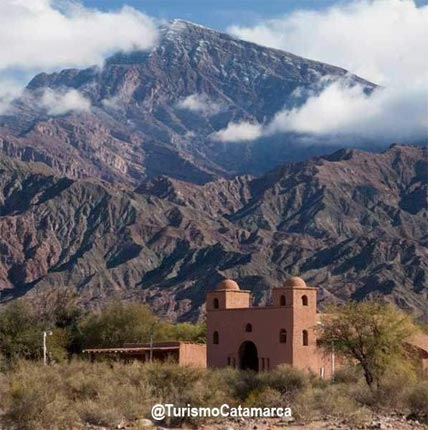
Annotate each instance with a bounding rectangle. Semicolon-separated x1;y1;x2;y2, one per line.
80;302;206;348
80;301;159;348
0;301;43;365
317;300;417;389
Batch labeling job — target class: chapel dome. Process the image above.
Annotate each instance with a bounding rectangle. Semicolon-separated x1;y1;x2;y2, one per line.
217;279;240;291
284;276;307;288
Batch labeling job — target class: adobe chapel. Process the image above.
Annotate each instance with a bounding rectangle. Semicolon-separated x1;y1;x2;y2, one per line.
207;276;336;378
206;277;428;377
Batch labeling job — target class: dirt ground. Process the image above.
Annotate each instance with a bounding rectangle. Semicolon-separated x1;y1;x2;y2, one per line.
89;414;428;430
192;415;428;430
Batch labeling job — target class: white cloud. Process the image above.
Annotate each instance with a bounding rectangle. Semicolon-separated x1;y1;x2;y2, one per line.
0;0;159;114
0;77;24;114
0;0;159;71
40;88;91;115
102;95;123;111
177;94;223;116
266;79;428;142
229;0;428;86
228;0;428;143
211;121;263;142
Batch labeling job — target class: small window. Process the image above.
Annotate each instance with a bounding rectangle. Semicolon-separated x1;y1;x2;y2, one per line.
279;329;287;343
302;295;308;306
213;298;219;309
213;331;219;345
245;323;252;332
280;295;286;306
303;330;308;346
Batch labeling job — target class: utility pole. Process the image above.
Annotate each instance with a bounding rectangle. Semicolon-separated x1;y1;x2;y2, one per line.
43;331;53;366
317;321;335;381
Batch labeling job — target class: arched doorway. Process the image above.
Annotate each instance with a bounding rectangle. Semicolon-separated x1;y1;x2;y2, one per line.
239;341;259;371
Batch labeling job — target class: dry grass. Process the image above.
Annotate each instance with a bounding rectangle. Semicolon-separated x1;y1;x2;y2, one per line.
0;361;426;429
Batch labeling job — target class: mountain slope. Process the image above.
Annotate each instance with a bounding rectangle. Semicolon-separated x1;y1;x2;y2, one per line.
0;20;376;185
0;144;426;321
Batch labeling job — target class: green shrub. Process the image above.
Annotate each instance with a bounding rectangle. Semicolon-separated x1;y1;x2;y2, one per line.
407;381;428;418
0;362;77;430
332;365;361;384
0;301;44;365
245;387;283;407
294;384;371;426
259;364;308;395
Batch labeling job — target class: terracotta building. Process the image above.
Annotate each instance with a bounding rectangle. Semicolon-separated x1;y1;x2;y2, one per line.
206;277;334;377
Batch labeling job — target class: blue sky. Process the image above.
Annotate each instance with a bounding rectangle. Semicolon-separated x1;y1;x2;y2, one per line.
83;0;347;30
82;0;428;30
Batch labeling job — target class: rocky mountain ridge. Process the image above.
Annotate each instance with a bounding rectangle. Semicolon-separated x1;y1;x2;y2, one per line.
0;144;426;321
0;20;376;186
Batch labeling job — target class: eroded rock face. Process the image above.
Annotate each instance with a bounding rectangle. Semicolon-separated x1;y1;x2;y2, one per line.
0;144;427;321
0;20;377;186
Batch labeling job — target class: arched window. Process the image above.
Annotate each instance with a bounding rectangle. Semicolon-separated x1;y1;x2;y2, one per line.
280;295;286;306
213;298;219;309
279;329;287;343
302;330;308;346
213;331;219;345
245;323;252;332
302;295;308;306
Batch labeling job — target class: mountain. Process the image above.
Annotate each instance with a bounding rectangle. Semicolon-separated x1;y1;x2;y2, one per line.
0;144;426;321
0;20;376;186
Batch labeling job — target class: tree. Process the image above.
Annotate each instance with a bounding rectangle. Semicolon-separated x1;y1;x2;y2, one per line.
158;321;207;343
80;301;160;348
317;300;417;389
0;301;43;365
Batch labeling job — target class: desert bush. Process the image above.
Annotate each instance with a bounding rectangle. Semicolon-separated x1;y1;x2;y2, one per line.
144;361;204;402
332;365;361;384
259;364;308;395
375;361;416;409
2;358;425;429
350;360;417;410
0;361;78;430
294;384;371;426
63;361;153;424
0;361;154;429
407;381;428;418
245;387;283;407
219;368;263;400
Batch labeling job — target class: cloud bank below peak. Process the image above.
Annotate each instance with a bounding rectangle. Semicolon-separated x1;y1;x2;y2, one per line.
211;78;428;144
40;89;91;116
177;94;223;116
223;0;428;145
